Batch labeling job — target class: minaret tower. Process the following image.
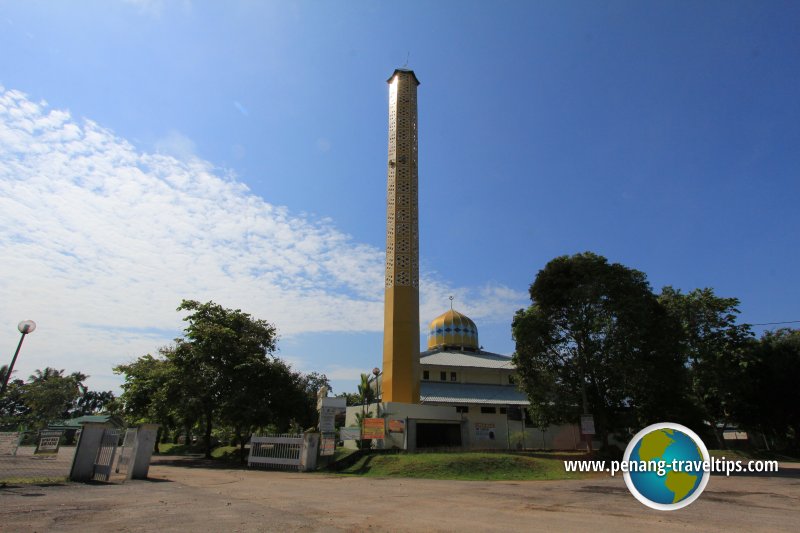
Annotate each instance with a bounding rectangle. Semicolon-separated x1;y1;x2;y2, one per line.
382;68;421;404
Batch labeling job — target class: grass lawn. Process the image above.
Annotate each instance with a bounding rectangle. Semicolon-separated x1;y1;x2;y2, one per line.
0;476;68;485
327;451;592;481
154;442;245;461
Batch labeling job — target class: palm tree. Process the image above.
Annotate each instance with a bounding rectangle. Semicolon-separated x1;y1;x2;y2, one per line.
24;368;89;428
355;373;376;450
29;367;64;382
357;373;375;412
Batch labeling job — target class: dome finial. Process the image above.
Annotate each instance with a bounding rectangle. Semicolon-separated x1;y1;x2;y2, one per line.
449;295;454;310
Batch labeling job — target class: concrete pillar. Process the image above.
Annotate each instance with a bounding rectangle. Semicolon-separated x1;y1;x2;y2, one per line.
407;420;417;453
129;423;159;480
299;432;319;472
69;422;110;482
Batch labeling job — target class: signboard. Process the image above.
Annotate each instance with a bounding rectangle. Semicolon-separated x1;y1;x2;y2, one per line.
319;407;337;432
319;396;347;409
318;397;346;433
388;419;405;433
580;414;596;435
35;430;63;454
320;432;336;456
339;427;361;441
362;418;385;440
474;423;496;441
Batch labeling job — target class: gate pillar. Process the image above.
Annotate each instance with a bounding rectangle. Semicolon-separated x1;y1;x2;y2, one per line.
69;422;111;482
299;432;320;472
129;423;159;479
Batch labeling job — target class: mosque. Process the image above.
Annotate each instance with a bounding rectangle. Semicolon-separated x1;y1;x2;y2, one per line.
344;69;579;450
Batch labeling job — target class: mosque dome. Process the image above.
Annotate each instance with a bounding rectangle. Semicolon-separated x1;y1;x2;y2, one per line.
427;309;479;351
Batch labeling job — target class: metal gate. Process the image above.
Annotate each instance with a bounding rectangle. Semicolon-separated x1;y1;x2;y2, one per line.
248;434;303;470
115;428;138;477
92;429;120;481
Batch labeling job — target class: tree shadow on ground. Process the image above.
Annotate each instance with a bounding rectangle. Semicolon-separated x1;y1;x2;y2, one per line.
150;455;249;471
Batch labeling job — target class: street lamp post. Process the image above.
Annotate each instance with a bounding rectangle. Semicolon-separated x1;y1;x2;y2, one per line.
372;367;381;417
0;320;36;398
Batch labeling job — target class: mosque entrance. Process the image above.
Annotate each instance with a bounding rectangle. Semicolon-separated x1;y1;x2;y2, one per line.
416;422;462;449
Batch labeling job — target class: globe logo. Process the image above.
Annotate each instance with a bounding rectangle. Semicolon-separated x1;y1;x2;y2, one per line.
623;422;711;510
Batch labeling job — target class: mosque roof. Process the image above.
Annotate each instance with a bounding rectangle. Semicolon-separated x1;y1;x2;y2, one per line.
420;382;529;406
426;308;480;351
420;348;515;370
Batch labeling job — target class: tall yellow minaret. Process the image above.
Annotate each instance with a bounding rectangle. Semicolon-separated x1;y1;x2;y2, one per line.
382;68;421;404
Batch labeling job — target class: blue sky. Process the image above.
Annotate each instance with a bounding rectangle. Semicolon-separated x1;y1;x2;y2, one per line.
1;1;798;394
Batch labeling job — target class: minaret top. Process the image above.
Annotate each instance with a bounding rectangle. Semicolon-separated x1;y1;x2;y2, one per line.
387;68;420;86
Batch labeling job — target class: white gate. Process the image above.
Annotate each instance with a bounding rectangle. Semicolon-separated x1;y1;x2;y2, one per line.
92;429;120;481
248;434;303;470
115;428;138;476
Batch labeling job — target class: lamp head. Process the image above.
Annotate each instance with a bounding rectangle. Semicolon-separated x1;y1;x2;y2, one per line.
17;320;36;334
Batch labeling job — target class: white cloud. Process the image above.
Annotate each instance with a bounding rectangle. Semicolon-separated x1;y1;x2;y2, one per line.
0;86;525;392
323;365;372;381
154;129;198;161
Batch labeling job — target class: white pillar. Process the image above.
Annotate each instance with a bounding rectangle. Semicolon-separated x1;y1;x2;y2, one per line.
69;422;110;481
129;423;159;479
299;432;319;472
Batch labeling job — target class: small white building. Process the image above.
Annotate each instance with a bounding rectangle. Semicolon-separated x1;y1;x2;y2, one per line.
346;309;580;451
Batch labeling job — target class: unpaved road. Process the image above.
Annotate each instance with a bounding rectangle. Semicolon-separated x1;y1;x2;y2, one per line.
1;457;798;532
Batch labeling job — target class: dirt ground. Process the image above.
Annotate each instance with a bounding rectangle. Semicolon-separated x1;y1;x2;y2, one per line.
1;456;798;532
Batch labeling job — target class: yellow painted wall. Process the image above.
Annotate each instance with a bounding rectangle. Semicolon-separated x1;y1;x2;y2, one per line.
382;286;420;403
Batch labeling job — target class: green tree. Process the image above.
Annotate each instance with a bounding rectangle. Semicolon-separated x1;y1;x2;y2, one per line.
0;365;28;429
23;368;86;429
354;373;376;449
114;351;187;451
259;370;334;435
737;329;800;450
217;356;312;462
512;252;689;449
173;299;279;458
339;392;362;407
73;390;117;417
116;300;330;459
659;287;754;447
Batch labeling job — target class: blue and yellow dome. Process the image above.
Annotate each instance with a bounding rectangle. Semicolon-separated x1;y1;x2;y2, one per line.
427;309;479;351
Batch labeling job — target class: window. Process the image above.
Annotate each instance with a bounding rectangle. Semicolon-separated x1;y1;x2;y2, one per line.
508;374;515;385
450;372;457;382
499;407;507;414
480;406;496;414
456;405;469;413
423;370;429;380
440;371;446;381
